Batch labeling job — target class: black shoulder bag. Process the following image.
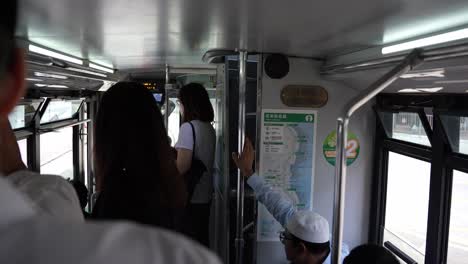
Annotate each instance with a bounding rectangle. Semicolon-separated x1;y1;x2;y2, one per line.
183;122;207;202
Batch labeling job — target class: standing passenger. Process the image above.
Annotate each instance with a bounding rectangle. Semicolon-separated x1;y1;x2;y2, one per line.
0;1;221;263
233;138;349;264
175;83;216;247
92;82;188;230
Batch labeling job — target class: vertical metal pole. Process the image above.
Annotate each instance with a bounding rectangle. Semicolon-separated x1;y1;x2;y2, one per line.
73;102;85;182
27;98;50;172
331;50;421;264
235;50;247;264
72;122;82;181
165;65;170;130
332;118;348;264
87;97;97;210
27;116;41;172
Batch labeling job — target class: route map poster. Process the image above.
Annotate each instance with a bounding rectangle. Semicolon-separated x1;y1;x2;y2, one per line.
257;109;317;241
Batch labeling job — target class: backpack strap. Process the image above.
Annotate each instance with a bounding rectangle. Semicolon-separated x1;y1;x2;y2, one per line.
188;121;196;158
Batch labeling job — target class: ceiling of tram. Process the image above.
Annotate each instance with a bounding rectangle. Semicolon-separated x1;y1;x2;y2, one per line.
16;0;468;70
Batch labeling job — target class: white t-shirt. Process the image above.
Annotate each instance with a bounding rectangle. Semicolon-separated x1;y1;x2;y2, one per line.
175;120;216;204
0;176;222;264
7;170;84;221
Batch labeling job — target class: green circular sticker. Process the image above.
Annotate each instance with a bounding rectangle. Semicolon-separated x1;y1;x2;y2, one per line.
323;130;360;166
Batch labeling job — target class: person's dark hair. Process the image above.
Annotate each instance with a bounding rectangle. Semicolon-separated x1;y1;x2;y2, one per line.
343;244;399;264
69;179;88;209
0;0;17;76
178;83;214;123
93;82;187;226
291;233;331;262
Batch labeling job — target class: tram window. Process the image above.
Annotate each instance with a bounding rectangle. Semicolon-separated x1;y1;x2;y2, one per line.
440;115;468;155
8;101;42;129
378;111;431;146
40;127;73;179
383;152;430;263
447;170;468;264
17;139;27;166
41;99;83;124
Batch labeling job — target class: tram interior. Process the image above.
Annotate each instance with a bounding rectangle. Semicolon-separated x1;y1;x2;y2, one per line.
7;0;468;263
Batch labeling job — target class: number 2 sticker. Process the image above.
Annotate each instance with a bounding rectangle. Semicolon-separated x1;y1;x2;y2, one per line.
323;131;360;166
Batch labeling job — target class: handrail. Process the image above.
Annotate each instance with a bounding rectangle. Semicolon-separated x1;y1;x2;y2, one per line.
39;119;91;133
164;65;170;130
202;49;238;63
384;241;418;264
322;42;468;74
235;50;248;264
331;50;423;264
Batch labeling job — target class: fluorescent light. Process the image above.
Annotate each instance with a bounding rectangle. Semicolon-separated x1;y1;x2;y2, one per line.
26;78;44;82
418;87;444;93
67;67;107;78
34;72;68;79
34;84;69;89
398;87;443;93
398;88;421;93
29;44;83;65
89;63;114;73
48;85;69;89
382;27;468;54
400;69;445;79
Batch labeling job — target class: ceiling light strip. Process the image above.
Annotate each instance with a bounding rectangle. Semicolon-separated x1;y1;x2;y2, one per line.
382;28;468;55
89;63;114;73
29;44;83;65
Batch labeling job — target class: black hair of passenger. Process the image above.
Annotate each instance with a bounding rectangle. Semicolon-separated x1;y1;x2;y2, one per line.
343;244;399;264
0;0;17;76
291;233;331;262
69;179;88;209
92;82;187;227
178;83;214;123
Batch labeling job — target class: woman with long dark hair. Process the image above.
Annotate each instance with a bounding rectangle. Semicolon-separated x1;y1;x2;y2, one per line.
175;83;216;247
92;82;187;230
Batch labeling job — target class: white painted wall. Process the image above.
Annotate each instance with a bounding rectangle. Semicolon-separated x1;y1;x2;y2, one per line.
257;57;375;263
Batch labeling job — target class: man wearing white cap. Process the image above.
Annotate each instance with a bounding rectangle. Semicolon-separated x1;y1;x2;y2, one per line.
233;138;348;264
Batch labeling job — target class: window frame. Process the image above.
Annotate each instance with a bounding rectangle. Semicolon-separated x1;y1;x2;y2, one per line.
12;96;96;193
10;98;45;132
375;105;434;147
39;98;85;125
371;94;468;264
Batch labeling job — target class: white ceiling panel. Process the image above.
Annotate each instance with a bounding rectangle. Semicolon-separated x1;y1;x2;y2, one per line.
17;0;468;70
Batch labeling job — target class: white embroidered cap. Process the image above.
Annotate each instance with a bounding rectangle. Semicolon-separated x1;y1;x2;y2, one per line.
286;211;330;243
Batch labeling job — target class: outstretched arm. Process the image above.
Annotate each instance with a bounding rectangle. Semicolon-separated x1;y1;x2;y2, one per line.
247;174;297;226
232;138;297;226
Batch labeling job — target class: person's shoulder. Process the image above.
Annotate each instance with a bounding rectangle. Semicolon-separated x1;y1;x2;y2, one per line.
180;122;193;131
89;222;222;264
8;170;66;189
7;170;83;221
2;218;222;264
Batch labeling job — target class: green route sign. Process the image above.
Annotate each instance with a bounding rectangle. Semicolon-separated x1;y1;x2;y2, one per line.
323;130;360;166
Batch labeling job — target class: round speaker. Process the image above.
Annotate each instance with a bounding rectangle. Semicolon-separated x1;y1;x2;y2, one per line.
264;54;289;79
